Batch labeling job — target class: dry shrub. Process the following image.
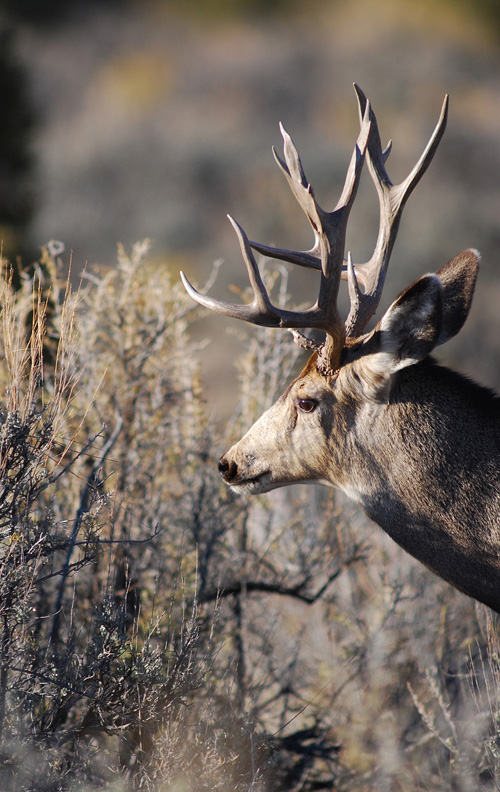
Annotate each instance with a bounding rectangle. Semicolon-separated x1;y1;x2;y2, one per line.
0;243;499;792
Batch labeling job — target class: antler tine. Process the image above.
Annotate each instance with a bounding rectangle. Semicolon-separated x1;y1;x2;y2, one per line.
180;216;274;324
249;239;321;271
344;84;449;337
248;128;323;271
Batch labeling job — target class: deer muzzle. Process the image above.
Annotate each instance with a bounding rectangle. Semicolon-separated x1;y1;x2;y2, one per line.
217;448;275;494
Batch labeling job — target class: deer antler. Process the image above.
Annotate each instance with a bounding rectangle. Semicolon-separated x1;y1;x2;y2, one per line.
180;86;448;374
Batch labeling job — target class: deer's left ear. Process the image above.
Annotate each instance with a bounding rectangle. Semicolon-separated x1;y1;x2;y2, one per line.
344;248;480;402
374;248;480;367
435;248;479;345
344;274;443;402
375;273;443;373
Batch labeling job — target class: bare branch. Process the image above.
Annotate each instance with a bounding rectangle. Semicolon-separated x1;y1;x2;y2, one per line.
200;544;366;605
49;415;124;647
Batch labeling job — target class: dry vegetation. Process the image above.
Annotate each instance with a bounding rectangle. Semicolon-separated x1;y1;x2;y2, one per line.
1;1;500;789
0;242;497;791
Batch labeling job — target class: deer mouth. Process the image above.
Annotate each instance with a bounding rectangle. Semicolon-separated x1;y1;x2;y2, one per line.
230;471;273;495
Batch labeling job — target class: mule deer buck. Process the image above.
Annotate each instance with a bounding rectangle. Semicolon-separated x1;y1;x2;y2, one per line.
181;86;500;613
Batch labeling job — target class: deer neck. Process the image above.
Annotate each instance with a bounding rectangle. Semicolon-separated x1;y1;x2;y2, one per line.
337;359;500;610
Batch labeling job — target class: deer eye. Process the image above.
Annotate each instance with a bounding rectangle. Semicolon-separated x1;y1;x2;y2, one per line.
297;398;317;413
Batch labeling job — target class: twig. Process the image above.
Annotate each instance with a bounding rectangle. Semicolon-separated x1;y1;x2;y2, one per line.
49;416;124;647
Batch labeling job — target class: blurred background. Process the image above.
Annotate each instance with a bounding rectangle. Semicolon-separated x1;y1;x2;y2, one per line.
2;0;500;413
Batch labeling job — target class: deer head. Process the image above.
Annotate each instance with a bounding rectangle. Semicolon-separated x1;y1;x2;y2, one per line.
180;85;472;483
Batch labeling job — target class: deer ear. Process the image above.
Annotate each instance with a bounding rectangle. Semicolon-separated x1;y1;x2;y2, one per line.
376;273;443;372
344;251;479;402
435;248;479;345
345;275;443;403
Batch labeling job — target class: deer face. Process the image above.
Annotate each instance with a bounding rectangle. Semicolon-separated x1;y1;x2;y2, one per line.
218;357;339;494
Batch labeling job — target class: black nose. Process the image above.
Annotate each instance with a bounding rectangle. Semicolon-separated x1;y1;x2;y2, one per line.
218;456;237;482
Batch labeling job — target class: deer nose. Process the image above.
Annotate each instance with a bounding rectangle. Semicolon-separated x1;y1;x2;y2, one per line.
218;456;237;482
